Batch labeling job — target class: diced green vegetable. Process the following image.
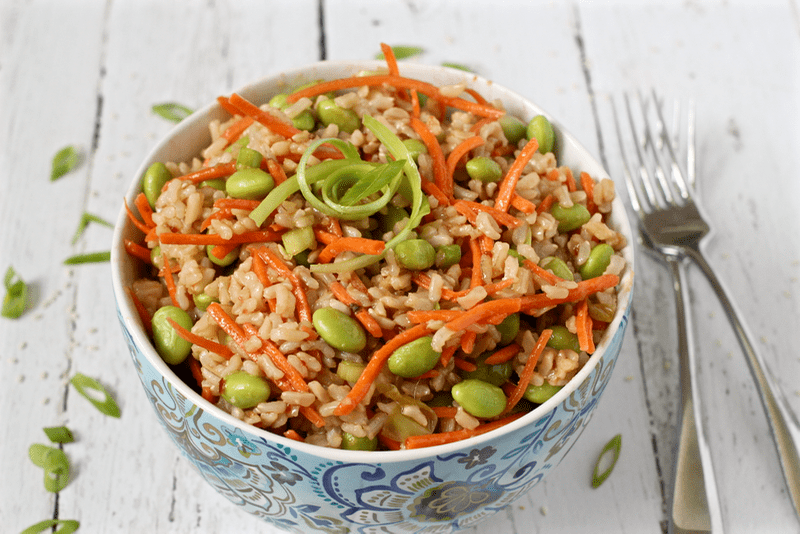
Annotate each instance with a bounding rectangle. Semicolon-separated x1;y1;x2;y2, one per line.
71;212;113;244
51;145;81;181
69;373;121;418
44;426;75;444
20;519;80;534
592;433;622;488
2;266;28;319
151;102;193;122
63;251;111;265
376;45;424;60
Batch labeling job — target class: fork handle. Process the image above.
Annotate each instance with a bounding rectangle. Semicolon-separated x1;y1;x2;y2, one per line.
685;246;800;517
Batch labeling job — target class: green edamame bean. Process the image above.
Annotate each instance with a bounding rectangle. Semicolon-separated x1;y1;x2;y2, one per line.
526;115;555;154
402;139;427;162
451;379;507;418
496;313;520;345
388;336;440;378
220;370;271;409
341;432;378;451
465;156;503;183
540;256;574;281
394;239;436;270
523;382;563;404
199;178;226;190
550;202;591;232
317;99;360;133
579;243;614;280
312;308;367;353
292;110;316;131
547;325;581;352
151;305;193;365
460;353;513;386
434;244;462;269
337;360;366;383
192;292;217;311
498;115;527;145
142;162;172;208
268;93;289;109
381;205;410;234
206;244;238;267
225;167;275;200
236;147;263;169
150;245;162;267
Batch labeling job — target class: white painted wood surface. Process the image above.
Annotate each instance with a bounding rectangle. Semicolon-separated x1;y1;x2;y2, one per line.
1;1;798;532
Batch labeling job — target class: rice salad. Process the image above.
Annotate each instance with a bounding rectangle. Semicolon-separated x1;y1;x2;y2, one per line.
124;49;627;451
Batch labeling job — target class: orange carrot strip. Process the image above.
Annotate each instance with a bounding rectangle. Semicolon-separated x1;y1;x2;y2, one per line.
158;229;284;246
379;434;402;451
420;180;450;206
576;298;595;353
444;298;522;334
329;280;358;305
200;208;233;231
124;198;152;234
520;274;619;311
134;192;155;228
214;198;261;210
266;158;288;185
483;343;521;365
545;168;561;181
180;161;237;184
228;93;300;139
284;429;305;442
317;237;385;263
453;199;521;228
431;406;459;419
470;117;492;134
410;116;450;197
251;251;271;287
190;357;219;403
504;329;553;414
167;317;233;358
257;247;313;324
581;171;597;214
356;309;383;339
410;89;421;118
405;412;526;449
124;239;152;264
439;344;458;367
564;167;577;192
210;243;237;260
523;258;562;286
469;237;482;289
287;74;505;119
144;226;159;243
464;87;488;106
460;331;477;355
160;252;180;307
313;228;339;245
381;42;400;76
536;194;555;214
484;278;515;296
446;135;485;181
453;356;477;372
411;369;440;380
126;287;152;336
221;116;255;145
510;194;536;214
241;323;309;393
495;138;540;213
406;309;463;324
206;303;250;347
334;323;432;416
216;95;241;116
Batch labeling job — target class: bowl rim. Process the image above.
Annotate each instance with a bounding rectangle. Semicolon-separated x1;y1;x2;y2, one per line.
111;59;635;462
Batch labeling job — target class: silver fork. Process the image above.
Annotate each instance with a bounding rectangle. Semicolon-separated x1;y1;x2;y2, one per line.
612;90;800;531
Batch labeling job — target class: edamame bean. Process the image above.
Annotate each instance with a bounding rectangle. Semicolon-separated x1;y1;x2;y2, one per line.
206;244;238;267
225;167;275;200
460;353;513;386
150;245;162;268
337;360;366;383
312;308;367;353
236;147;263;169
402;138;427;162
292;110;316;131
192;292;217;311
523;382;562;404
498;115;527;145
142;162;172;208
496;313;520;345
151;305;193;365
199;178;226;190
394;239;435;270
434;244;462;269
388;336;439;378
451;379;507;418
526;115;555;154
465;156;503;183
317;99;360;133
540;256;574;281
268;93;289;109
341;432;378;451
579;243;614;280
550;202;591;232
220;370;271;409
381;205;410;234
547;325;581;352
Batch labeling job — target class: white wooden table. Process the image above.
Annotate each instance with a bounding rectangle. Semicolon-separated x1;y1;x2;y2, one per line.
2;1;799;532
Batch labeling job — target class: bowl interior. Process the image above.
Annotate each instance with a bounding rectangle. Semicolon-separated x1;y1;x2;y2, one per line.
111;60;635;461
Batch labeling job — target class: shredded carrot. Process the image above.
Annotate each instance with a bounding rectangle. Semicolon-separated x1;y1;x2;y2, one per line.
317;237;385;263
283;429;305;442
522;258;562;286
483;343;521;365
545;168;561;182
126;287;152;336
334;323;432;416
420;180;450;206
313;228;339;245
158;228;284;246
329;280;357;305
410;116;450;198
214;198;261;210
210;243;237;261
453;356;477;372
134;192;155;228
221;116;255;146
167;317;233;359
206;302;250;347
576;297;595;353
124;239;152;264
144;226;158;243
381;43;400;76
469;237;482;289
484;278;515;296
470;117;492;134
287;74;505;119
520;274;619;311
503;329;553;414
581;171;597;215
479;235;494;255
124;198;152;234
459;331;477;355
411;369;440;380
404;412;526;449
464;87;489;106
431;406;459;419
187;356;218;403
160;252;181;308
356;309;383;338
266;158;288;185
439;344;458;367
452;199;521;228
446;135;485;182
564;167;577;192
379;434;402;451
228;93;300;139
536;194;555;214
256;246;313;324
251;250;271;288
510;194;536;214
406;309;463;324
200;208;233;231
410;89;421;118
216;95;241;116
443;298;522;334
179;161;237;184
495;138;540;213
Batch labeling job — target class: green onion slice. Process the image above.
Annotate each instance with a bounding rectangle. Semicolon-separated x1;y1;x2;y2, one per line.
2;265;28;319
592;433;622;488
51;145;81;181
64;251;111;265
44;426;75;444
72;212;113;244
152;102;193;122
29;444;71;492
20;519;80;534
69;373;121;418
376;45;424;60
441;62;474;72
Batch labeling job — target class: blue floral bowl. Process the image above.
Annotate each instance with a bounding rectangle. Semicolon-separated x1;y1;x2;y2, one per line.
111;61;634;533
